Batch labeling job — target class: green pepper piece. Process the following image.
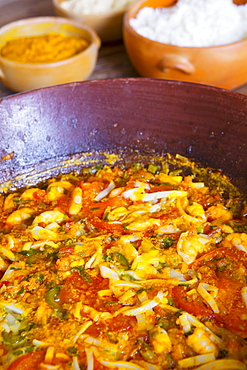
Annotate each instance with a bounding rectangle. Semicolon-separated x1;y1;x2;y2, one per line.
45;286;63;311
161;237;174;249
115;252;130;270
148;164;159;174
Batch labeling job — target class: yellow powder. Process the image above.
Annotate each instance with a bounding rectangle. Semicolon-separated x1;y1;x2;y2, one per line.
0;32;89;64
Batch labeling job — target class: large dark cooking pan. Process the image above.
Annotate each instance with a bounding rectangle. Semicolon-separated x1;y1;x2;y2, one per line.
0;78;246;195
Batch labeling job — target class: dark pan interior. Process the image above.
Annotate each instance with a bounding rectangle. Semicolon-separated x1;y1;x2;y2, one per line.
0;78;246;194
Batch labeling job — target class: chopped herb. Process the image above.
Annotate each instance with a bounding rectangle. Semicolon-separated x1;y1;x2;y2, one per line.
114;252;130;270
197;225;204;234
13;198;21;204
22;249;58;265
178;283;190;287
233;224;247;233
36;274;45;284
23;322;36;332
219;349;229;358
18;251;30;256
17;286;25;295
210;225;218;230
103;211;110;220
13;349;24;356
90;207;100;211
136;287;152;294
167;297;174;305
102;253;113;262
174;309;183;317
73;266;92;283
217;265;228;272
24;346;35;353
61;238;74;244
110;235;120;241
184;330;193;337
150;181;172;187
161;237;174;249
104;301;118;306
211;257;223;262
68;346;79;356
88;164;103;175
133;163;142;171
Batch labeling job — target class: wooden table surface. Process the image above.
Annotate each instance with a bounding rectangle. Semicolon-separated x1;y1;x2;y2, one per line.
1;0;247;99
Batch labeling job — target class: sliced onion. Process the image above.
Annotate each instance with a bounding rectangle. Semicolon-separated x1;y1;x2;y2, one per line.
195;359;246;370
3;303;24;314
112;281;142;288
235;244;247;252
33;339;51;347
178;353;215;368
99;265;119;281
197;283;219;313
94;181;115;201
142;190;187;202
99;359;146;370
72;357;81;370
85;348;94;370
124;292;163;316
73;320;93;343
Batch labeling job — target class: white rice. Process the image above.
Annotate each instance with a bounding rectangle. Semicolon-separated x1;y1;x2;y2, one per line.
130;0;247;47
60;0;137;15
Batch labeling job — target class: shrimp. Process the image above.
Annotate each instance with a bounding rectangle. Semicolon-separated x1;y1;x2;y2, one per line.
221;232;247;252
30;225;60;241
206;205;232;222
6;207;35;226
177;230;214;264
131;249;162;278
186;328;218;356
35;303;52;325
32;210;68;226
56;255;84;272
186;203;206;221
69;187;82;215
46;181;74;201
20;188;46;201
0;256;9;273
150;326;172;354
3;193;20;211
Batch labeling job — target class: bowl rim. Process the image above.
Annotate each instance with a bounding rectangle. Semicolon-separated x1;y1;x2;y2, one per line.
124;0;247;50
52;0;129;18
0;16;101;67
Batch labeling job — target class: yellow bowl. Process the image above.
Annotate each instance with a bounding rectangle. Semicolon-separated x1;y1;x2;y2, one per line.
123;0;247;89
0;16;101;93
53;0;133;43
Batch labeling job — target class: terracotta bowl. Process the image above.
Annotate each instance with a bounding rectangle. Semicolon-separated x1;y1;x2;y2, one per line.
0;16;101;93
123;0;247;89
0;78;246;196
53;0;135;43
